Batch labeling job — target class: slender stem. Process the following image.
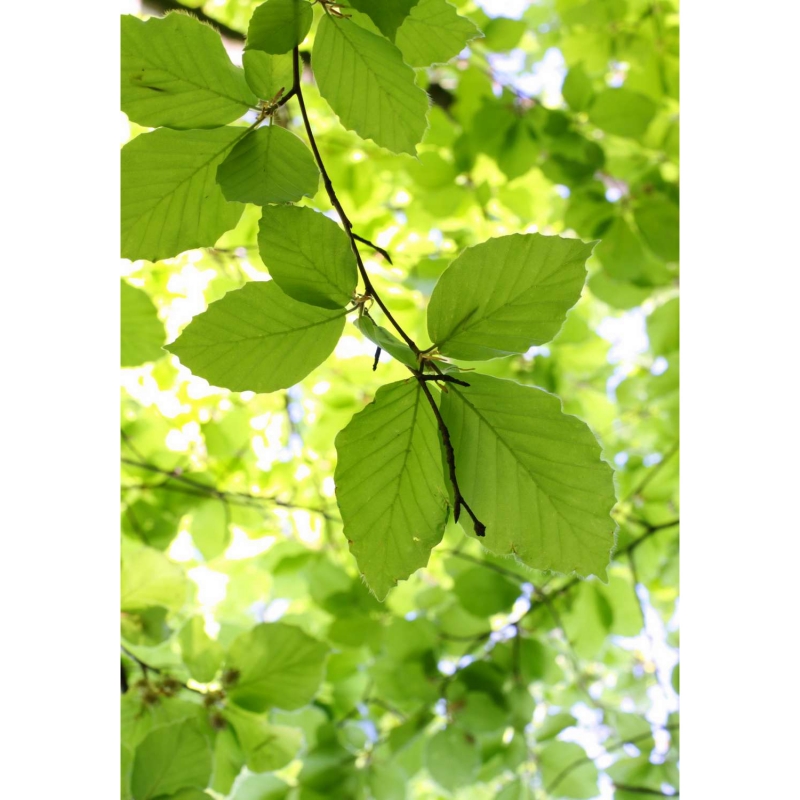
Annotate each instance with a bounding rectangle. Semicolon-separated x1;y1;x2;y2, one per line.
290;46;486;535
352;232;393;264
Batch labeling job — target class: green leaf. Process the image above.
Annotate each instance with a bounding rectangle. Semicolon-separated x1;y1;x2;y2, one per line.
334;380;449;599
634;195;680;262
121;281;165;367
312;16;429;155
121;546;187;612
440;373;616;579
257;206;357;309
231;774;291;800
188;498;230;560
131;719;212;800
216;126;319;206
647;297;679;356
427;233;594;361
594;217;648;282
168;791;214;800
453;566;520;616
354;316;418;369
588;88;657;139
538;741;598;799
349;0;420;40
121;127;245;262
121;14;256;130
165;281;345;394
395;0;481;66
225;622;328;711
497;778;535;800
424;727;480;791
242;50;294;101
536;712;577;741
223;704;303;772
562;64;594;112
482;17;526;51
245;0;313;54
179;616;224;683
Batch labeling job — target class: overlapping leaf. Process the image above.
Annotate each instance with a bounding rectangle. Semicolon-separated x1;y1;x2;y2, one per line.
245;0;313;54
121;127;245;262
121;14;256;130
334;380;449;599
312;15;429;154
216;126;319;206
427;233;594;360
257;205;357;308
166;281;345;394
440;373;616;579
395;0;482;67
225;622;328;711
121;280;165;367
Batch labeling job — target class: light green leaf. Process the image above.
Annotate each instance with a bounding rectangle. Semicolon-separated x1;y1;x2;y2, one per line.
226;622;328;711
131;719;212;800
396;0;481;66
482;17;526;51
121;546;187;612
349;0;420;40
427;233;594;361
188;498;230;560
536;712;577;742
216;126;319;206
245;0;313;54
635;196;680;262
497;777;535;800
440;373;616;579
223;704;303;772
588;88;657;139
242;50;294;101
354;316;418;369
257;206;357;309
179;616;224;683
369;762;407;800
334;380;449;599
165;281;345;394
562;64;594;112
424;727;480;791
211;727;245;795
312;15;429;155
594;217;648;282
168;791;214;800
121;127;245;262
121;14;256;130
121;280;165;367
647;297;679;355
453;566;520;616
538;741;598;799
231;774;291;800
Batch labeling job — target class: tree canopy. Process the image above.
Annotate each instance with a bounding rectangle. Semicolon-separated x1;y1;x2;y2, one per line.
120;1;680;798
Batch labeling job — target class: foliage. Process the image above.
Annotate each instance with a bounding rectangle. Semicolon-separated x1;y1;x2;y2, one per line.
120;0;679;798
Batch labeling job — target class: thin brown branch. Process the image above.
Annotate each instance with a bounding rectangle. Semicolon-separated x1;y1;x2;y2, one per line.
289;45;485;536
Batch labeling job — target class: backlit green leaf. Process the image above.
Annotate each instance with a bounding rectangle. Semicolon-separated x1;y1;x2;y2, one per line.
538;741;598;799
395;0;481;66
257;205;357;309
121;280;165;367
453;566;520;616
425;727;480;791
349;0;420;40
354;316;418;369
216;126;319;206
334;380;449;599
313;15;429;155
121;14;256;129
427;233;594;360
121;127;245;262
179;616;224;683
223;704;303;772
166;281;345;394
562;64;594;112
121;546;188;612
588;88;657;139
242;50;294;101
635;195;680;262
226;622;328;711
440;373;616;579
245;0;313;54
131;719;212;800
